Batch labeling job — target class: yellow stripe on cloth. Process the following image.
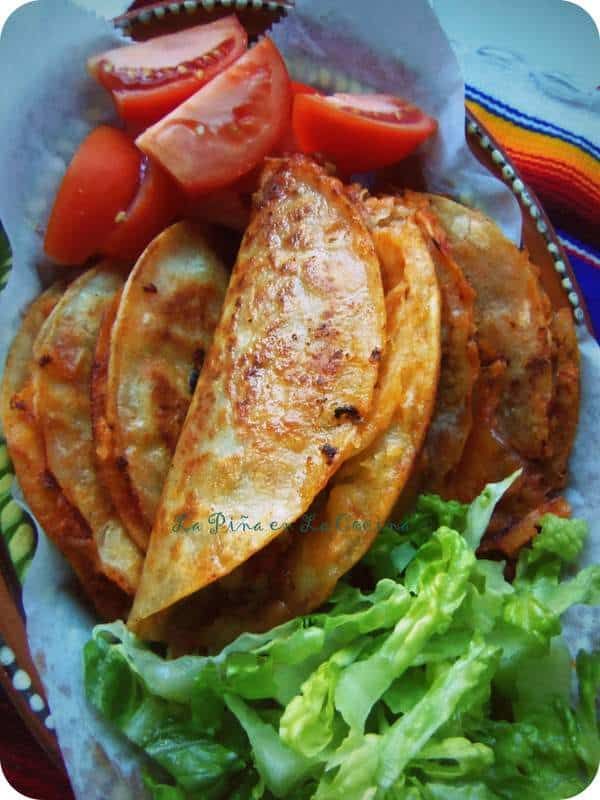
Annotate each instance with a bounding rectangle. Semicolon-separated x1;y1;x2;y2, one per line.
466;99;600;208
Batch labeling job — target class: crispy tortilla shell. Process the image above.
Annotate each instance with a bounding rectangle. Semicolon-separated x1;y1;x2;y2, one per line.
1;287;129;619
362;192;479;491
149;211;441;651
33;265;143;594
425;194;554;462
0;284;65;424
274;212;441;618
545;307;580;488
129;155;386;629
402;193;479;489
93;222;228;550
421;195;579;541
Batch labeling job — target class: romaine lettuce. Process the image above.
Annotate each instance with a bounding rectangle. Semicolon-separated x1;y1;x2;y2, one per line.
84;478;600;799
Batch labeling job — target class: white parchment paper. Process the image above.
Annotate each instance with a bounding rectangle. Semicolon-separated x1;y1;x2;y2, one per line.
0;1;597;798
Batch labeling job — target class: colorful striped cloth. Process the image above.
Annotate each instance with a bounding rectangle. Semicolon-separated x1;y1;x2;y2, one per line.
466;84;600;338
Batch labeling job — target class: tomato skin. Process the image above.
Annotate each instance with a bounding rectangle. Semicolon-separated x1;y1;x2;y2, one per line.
273;80;321;156
273;126;300;158
181;81;314;223
292;93;437;174
290;80;319;96
113;78;204;131
44;126;142;266
88;16;247;128
136;37;292;196
229;166;263;195
103;159;183;261
185;188;251;232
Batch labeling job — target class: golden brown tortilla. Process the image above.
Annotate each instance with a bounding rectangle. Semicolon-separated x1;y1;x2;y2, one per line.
400;193;479;490
1;286;129;619
142;210;442;651
0;284;65;420
271;210;441;619
422;195;579;543
426;194;555;463
92;222;228;550
129;155;386;630
545;307;581;488
33;265;143;594
356;192;479;496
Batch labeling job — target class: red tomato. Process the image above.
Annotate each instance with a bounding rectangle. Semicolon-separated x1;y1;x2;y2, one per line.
273;126;300;158
136;37;292;196
186;87;313;223
290;80;319;96
44;126;142;266
88;16;247;128
185;188;251;232
229;166;263;195
274;80;321;156
292;93;438;173
103;159;183;261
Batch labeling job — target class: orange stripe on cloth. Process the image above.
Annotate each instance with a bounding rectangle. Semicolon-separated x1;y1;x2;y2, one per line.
467;100;600;227
509;152;599;218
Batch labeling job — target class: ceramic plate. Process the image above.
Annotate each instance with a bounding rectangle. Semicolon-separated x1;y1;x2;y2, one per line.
0;0;592;777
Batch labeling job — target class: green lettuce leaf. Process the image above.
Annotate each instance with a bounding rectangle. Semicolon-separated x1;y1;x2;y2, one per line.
570;650;600;774
420;780;502;799
142;773;188;800
377;638;500;789
83;480;600;800
224;694;314;798
462;471;521;550
279;642;364;758
360;494;468;582
413;736;495;780
335;528;474;732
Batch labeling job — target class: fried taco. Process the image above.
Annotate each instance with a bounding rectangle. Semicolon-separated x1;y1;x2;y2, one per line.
359;192;479;495
92;221;228;550
0;285;129;619
132;204;442;650
1;160;581;649
33;264;143;595
128;156;386;631
411;194;580;549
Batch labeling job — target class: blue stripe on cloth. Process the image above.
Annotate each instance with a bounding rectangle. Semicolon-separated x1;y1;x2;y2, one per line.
556;228;600;338
465;84;600;161
570;257;599;338
558;257;600;340
558;231;600;269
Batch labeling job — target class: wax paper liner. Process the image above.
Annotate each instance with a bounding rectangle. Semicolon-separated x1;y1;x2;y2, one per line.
0;1;597;798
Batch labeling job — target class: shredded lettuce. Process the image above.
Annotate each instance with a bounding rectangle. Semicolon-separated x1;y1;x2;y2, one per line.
334;527;475;733
462;470;521;550
84;478;600;799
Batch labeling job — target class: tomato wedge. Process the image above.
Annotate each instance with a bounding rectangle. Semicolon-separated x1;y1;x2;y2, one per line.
44;126;142;265
291;80;319;96
292;93;438;173
136;37;291;196
185;188;251;232
274;80;321;156
103;159;182;261
88;16;247;128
